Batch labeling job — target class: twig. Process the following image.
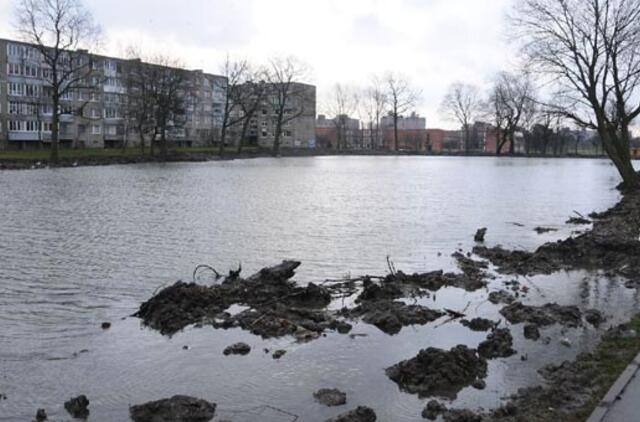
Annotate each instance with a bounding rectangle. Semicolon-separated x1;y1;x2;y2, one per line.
192;264;221;283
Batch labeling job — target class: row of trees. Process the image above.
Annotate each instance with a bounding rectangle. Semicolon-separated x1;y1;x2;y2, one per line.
323;74;421;151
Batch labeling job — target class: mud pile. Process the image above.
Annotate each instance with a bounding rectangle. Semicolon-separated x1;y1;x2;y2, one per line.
342;300;444;335
130;395;216;422
385;345;487;398
134;261;343;338
499;302;586;328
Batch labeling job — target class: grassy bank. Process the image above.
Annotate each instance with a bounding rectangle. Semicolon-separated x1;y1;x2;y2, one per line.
0;146;262;161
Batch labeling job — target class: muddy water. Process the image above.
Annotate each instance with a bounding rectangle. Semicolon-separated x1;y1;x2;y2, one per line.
0;156;638;421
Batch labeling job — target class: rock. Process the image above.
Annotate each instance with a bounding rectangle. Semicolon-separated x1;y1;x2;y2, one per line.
560;338;572;347
64;395;90;419
422;400;447;420
314;388;347;407
460;318;497;332
478;328;517;359
488;290;515;305
130;395;216;422
474;228;487;242
500;302;583;327
472;379;486;390
325;406;376;422
584;309;605;327
523;323;540;341
35;409;47;422
223;342;251;355
101;322;111;329
272;350;287;359
386;345;487;398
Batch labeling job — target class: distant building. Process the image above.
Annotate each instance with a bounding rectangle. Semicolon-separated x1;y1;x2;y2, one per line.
316;114;361;149
381;112;426;130
0;37;226;150
380;112;428;151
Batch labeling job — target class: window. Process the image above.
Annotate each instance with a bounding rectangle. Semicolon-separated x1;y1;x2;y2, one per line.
9;120;24;131
8;83;25;96
91;125;101;135
91;109;100;118
105;126;117;135
42;122;52;132
26;121;39;132
104;108;118;119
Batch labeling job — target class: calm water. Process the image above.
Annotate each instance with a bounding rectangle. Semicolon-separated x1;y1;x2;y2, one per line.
0;156;639;421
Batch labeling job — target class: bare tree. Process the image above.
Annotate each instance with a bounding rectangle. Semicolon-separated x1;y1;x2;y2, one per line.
124;48;156;154
362;76;387;150
440;83;482;153
217;55;250;156
325;83;359;150
512;0;640;189
15;0;101;163
384;73;421;151
487;72;536;155
143;55;190;156
265;56;310;156
235;73;267;154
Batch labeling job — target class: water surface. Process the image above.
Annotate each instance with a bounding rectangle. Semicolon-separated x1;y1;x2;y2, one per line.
0;156;638;421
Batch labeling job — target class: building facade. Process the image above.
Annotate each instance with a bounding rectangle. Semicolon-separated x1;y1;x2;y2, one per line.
315;114;361;149
0;38;226;150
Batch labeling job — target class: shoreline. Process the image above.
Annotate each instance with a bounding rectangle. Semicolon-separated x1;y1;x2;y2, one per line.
0;148;617;171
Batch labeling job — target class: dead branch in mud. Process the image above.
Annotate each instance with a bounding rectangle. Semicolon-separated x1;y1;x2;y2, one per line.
192;264;222;283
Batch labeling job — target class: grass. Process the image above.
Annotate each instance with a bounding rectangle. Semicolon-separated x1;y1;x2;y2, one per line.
565;314;640;421
0;146;261;161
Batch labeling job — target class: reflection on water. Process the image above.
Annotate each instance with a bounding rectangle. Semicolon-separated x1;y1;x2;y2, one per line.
0;156;638;421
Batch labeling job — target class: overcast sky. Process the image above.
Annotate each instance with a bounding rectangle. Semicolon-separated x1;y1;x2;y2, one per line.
0;0;518;129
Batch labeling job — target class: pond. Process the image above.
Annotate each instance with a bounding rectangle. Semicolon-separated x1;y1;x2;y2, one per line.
0;156;638;421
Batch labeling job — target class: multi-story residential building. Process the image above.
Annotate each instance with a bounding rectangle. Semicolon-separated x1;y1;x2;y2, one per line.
0;38;226;150
243;82;316;149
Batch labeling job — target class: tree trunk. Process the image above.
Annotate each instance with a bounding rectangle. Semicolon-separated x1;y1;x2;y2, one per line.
139;129;145;155
219;125;227;156
273;120;282;156
237;112;253;154
600;130;640;190
51;98;60;164
393;115;399;152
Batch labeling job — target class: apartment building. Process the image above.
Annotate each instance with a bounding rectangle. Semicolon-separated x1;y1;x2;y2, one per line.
239;82;316;149
0;38;226;150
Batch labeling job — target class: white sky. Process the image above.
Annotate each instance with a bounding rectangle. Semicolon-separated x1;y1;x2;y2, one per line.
0;0;518;129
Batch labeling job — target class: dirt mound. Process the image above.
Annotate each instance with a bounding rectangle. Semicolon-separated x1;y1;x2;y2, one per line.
314;388;347;407
64;395;89;419
325;406;376;422
343;300;444;335
386;345;487;398
499;302;583;327
461;318;497;332
478;328;517;359
134;261;342;339
130;395;216;422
